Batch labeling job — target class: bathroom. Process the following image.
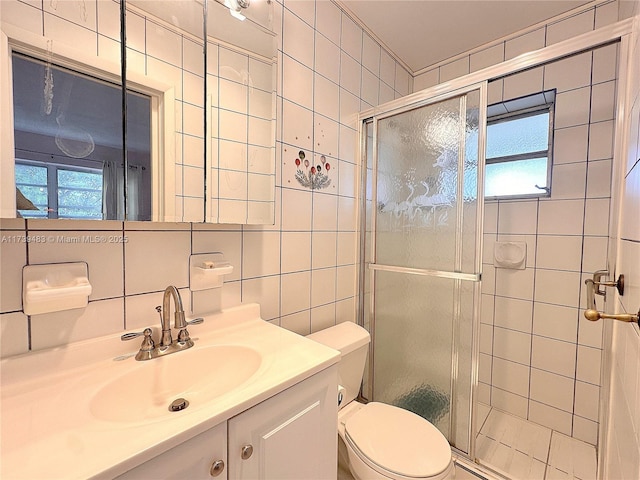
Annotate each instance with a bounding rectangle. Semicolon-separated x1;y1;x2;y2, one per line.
1;0;639;478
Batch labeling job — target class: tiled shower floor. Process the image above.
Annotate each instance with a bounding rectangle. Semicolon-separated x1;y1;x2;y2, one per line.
476;404;597;480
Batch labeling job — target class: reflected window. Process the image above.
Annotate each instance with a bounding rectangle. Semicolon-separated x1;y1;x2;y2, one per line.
15;160;103;219
485;90;555;199
12;53;152;220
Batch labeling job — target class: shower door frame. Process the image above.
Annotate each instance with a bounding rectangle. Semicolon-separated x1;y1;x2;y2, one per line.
357;17;635;468
359;83;488;457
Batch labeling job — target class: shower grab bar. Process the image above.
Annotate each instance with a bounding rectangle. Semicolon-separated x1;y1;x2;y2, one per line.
369;263;480;282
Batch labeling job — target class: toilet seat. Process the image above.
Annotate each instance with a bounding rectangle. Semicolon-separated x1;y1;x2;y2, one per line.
344;402;452;480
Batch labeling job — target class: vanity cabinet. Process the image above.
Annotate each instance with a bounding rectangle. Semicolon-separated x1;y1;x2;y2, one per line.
116;367;338;480
115;423;228;480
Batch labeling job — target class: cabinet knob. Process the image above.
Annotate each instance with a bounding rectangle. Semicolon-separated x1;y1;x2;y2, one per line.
241;444;254;460
210;459;225;477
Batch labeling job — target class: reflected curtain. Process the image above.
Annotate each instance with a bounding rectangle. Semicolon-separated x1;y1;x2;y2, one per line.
102;160;123;220
102;161;143;220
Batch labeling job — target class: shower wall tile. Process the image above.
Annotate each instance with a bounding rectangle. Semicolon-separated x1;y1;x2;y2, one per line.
413;69;439;92
531;336;577;378
551;162;587;200
496;201;538;234
544;51;593;93
556;87;592;128
491;387;528;418
492;357;530;398
592;43;619;85
530;368;575;412
588;120;615;161
586;159;613;198
546;10;595;46
535;270;581;308
576;345;602;386
493;327;531;365
554;125;590;165
573;416;598;445
495;268;535;301
503;67;544;101
480;324;493;354
505;28;545;60
590;81;617;122
537;199;585;236
528;400;572;436
535;236;582;271
470;44;505;73
532;303;579;344
440;58;469;83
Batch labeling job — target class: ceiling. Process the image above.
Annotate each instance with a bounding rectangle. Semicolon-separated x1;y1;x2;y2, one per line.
339;0;596;73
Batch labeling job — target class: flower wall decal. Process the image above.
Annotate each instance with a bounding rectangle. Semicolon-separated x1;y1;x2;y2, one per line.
294;150;332;190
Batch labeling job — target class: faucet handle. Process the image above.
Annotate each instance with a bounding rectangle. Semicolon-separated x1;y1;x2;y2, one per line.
121;328;155;352
177;318;204;343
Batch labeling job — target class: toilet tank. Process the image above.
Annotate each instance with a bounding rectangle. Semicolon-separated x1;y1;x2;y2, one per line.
307;322;370;407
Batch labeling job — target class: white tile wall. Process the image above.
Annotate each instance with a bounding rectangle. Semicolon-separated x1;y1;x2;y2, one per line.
0;0;411;352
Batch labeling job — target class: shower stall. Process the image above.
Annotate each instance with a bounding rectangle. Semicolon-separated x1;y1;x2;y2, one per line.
359;84;487;456
358;21;631;476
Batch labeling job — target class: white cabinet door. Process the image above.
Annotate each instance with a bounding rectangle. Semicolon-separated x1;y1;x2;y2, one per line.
115;422;228;480
228;366;338;480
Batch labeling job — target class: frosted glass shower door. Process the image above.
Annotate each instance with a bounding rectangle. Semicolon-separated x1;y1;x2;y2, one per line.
366;86;485;454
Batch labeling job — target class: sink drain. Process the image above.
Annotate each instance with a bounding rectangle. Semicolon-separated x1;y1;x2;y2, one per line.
169;398;189;412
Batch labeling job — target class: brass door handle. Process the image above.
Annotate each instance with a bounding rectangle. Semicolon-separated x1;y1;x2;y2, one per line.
584;308;639;325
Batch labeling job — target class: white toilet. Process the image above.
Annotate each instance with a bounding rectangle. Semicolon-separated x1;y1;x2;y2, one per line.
308;322;454;480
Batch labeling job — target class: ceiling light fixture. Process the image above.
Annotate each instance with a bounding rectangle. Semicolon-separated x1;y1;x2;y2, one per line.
224;0;249;21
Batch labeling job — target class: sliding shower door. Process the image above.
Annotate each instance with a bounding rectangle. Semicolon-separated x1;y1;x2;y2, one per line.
362;84;486;455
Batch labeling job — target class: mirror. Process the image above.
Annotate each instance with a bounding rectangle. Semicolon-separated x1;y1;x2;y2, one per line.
0;0;276;224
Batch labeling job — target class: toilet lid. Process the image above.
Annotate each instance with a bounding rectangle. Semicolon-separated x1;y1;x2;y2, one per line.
344;402;451;478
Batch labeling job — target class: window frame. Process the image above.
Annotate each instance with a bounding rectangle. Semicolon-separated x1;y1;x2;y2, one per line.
15;156;104;220
484;97;555;201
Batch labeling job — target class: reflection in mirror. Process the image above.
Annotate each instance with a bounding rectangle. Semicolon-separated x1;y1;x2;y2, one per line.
207;0;277;224
0;0;276;224
12;53;151;220
127;0;207;223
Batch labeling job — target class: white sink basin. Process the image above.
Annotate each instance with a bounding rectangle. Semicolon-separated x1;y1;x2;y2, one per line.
90;345;262;422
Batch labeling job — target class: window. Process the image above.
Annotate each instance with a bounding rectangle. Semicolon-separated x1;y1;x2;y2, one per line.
484;90;555;199
15;159;103;219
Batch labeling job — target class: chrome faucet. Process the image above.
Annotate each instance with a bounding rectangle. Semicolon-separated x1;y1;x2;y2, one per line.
121;285;203;361
160;285;186;347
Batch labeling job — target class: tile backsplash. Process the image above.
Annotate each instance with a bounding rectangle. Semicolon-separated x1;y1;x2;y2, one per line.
0;0;412;356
